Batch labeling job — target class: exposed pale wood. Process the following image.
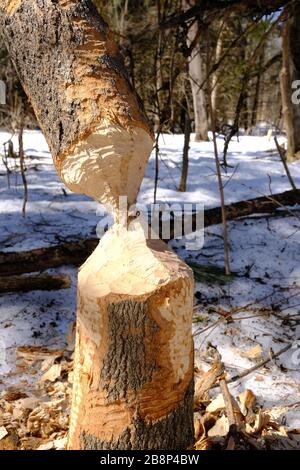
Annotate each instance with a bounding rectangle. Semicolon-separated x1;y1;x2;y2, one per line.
0;0;154;216
68;222;194;450
0;273;71;294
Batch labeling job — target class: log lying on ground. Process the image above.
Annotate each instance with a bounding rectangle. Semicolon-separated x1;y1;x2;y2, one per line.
1;189;299;277
169;188;300;239
204;189;300;225
0;240;98;277
68;222;194;450
0;273;71;294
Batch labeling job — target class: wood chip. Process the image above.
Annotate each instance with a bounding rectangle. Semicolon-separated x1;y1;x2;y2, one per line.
54;437;67;450
208;415;229;437
239;344;263;360
16;346;64;364
0;426;8;441
238;389;256;416
206;394;225;414
36;441;54;451
40;364;62;383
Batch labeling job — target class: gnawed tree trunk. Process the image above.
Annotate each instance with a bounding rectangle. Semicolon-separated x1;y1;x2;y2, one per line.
69;222;194;450
183;0;208;142
0;0;194;451
280;5;300;161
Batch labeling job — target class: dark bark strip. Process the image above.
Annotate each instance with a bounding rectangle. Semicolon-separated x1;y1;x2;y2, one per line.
80;379;194;450
0;0;151;168
101;300;159;402
289;1;300;156
0;273;70;293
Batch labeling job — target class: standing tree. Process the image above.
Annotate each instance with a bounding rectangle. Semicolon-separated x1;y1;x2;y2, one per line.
0;0;194;450
183;0;209;142
280;4;300;161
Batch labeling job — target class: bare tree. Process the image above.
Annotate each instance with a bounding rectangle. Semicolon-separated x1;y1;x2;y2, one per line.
183;0;209;141
280;5;300;161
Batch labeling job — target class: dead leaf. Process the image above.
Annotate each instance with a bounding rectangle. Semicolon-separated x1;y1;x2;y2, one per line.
239;344;263;360
40;364;62;383
195;358;224;404
41;357;56;373
195;437;212;450
0;426;8;441
206;394;225;414
16;346;64;364
1;390;28;402
254;375;264;382
247;410;270;434
238;389;256;416
37;441;54;451
54;437;67;450
208;415;229;437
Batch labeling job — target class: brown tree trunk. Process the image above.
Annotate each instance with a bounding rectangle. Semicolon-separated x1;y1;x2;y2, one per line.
179;111;191;192
183;0;209;142
0;273;71;293
69;223;194;450
280;5;300;161
0;0;194;451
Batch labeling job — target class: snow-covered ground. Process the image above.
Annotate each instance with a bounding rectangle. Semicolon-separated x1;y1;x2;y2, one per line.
0;130;300;433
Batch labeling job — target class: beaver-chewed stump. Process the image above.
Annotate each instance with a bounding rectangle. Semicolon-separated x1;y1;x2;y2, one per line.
68;222;194;450
1;0;195;450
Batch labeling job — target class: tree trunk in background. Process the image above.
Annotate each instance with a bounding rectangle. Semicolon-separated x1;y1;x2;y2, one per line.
179;111;191;192
183;0;209;142
211;28;223;122
250;51;264;130
280;4;300;161
0;0;194;450
288;2;300;160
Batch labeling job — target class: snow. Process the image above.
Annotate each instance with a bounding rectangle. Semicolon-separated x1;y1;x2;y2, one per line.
0;129;299;429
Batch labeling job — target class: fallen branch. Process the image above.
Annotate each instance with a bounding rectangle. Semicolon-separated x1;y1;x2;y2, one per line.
274;136;297;192
0;189;299;276
170;188;300;238
228;342;293;384
0;239;98;276
0;273;71;294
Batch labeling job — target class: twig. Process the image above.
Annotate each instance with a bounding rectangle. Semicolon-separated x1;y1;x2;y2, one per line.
206;28;231;276
219;378;237;434
228;342;293;384
274;135;297;191
18;121;28;216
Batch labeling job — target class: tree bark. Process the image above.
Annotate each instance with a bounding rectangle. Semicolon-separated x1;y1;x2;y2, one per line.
280;5;300;161
68;222;194;450
183;1;208;142
280;13;296;161
0;0;194;451
288;2;300;160
0;273;70;293
162;1;289;29
179;111;191;192
0;0;154;214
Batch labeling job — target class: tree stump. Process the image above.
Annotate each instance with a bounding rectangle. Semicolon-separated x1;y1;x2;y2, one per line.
68;222;194;450
1;0;195;450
